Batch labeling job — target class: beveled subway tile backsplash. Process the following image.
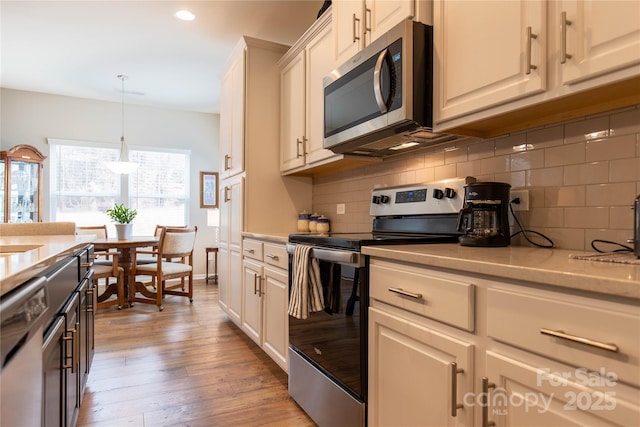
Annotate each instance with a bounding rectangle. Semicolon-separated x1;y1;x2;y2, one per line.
312;105;640;251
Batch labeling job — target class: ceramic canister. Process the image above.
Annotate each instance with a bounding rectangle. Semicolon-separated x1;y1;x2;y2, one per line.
297;211;310;232
316;215;330;233
308;213;319;232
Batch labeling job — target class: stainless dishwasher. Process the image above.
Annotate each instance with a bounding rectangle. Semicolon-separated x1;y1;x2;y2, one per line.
1;276;49;427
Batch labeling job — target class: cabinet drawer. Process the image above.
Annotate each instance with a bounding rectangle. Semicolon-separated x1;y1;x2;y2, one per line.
487;288;640;387
263;243;288;270
242;239;263;261
370;260;475;332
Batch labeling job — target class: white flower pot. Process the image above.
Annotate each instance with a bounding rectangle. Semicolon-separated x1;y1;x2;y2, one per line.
115;223;133;240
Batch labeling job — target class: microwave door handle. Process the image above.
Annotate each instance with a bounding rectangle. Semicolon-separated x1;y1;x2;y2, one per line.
373;49;391;113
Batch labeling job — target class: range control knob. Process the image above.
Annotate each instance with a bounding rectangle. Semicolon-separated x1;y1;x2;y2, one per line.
380;195;390;204
445;187;456;198
433;188;444;199
372;195;381;204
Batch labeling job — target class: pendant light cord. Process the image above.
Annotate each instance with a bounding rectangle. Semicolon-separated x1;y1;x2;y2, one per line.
118;74;127;160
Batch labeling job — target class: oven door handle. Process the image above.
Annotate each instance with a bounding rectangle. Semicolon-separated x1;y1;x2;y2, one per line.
286;243;363;267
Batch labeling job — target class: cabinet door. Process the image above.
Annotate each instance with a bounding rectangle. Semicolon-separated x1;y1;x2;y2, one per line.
229;177;244;250
484;351;640;426
242;258;263;345
220;50;245;178
434;0;546;122
228;248;243;326
218;245;230;313
334;0;365;64
366;0;414;45
305;23;337;166
280;51;307;172
43;316;66;427
262;265;289;372
368;307;474;426
61;292;80;427
559;0;640;86
219;66;233;179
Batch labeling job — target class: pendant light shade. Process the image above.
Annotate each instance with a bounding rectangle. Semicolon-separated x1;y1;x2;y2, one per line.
106;74;139;174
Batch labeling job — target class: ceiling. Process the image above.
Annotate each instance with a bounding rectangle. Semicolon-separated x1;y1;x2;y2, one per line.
1;0;324;114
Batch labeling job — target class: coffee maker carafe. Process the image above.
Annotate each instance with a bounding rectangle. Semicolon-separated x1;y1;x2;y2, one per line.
457;182;511;247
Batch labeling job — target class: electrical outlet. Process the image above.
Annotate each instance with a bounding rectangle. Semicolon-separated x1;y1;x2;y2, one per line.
337;203;346;215
510;190;529;211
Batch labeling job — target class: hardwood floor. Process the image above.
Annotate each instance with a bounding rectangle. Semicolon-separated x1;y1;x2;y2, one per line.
78;279;315;427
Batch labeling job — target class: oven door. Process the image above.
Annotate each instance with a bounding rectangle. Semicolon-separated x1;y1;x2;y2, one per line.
287;243;368;426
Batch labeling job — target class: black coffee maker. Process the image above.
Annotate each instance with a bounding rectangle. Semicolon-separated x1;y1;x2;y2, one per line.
457;182;511;247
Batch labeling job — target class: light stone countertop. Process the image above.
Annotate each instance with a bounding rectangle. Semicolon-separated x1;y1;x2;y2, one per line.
241;232;291;244
0;235;94;296
362;244;640;300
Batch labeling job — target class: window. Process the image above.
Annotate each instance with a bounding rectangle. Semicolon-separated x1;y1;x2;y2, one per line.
49;139;190;236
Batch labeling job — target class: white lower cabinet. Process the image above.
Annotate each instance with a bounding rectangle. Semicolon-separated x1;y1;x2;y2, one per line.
369;306;474;426
368;258;640;426
241;238;289;372
484;350;640;427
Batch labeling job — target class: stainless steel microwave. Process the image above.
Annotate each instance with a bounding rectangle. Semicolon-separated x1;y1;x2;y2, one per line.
323;20;462;157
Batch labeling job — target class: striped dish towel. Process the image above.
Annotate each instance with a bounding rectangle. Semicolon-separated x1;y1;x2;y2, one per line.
288;244;324;319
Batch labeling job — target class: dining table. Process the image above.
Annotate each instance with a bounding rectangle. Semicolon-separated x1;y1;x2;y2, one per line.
93;236;159;307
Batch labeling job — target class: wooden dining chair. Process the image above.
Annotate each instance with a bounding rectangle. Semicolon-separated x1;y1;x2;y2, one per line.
132;226;198;311
135;224;187;265
77;225;125;309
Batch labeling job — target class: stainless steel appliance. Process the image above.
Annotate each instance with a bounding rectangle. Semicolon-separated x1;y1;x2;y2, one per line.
323;19;465;158
287;177;473;426
1;276;48;427
457;181;511;247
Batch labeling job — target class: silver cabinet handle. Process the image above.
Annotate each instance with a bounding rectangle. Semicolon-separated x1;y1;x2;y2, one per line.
224;186;231;202
224;154;231;171
265;254;279;260
388;287;422;300
352;13;360;42
296;138;304;158
525;26;538;75
561;11;573;64
482;377;496;427
244;248;255;254
364;7;372;36
253;273;259;295
450;362;464;417
540;328;619;352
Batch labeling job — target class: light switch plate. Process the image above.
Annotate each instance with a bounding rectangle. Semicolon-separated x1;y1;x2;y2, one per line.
337;203;346;215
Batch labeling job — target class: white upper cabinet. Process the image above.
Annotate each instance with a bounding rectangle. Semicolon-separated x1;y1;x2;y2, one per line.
434;0;640;138
281;51;307;172
333;0;416;64
280;11;336;174
558;0;640;86
219;48;245;179
433;0;546;123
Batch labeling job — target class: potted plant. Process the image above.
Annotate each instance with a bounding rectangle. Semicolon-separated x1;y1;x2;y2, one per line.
106;203;138;240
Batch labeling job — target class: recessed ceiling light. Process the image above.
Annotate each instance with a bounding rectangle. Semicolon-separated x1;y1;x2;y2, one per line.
175;10;195;21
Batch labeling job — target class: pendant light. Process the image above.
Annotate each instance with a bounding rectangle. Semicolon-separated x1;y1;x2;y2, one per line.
105;74;139;174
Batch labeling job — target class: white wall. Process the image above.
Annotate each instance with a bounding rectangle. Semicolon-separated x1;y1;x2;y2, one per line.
1;87;220;276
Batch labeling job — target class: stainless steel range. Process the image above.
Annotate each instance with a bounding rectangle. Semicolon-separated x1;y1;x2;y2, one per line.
287;176;474;426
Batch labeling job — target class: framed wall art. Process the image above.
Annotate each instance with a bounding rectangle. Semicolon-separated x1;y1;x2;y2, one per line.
200;171;218;208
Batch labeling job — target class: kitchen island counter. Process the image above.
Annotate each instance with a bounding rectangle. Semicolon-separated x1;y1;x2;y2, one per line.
363;244;640;300
0;235;94;296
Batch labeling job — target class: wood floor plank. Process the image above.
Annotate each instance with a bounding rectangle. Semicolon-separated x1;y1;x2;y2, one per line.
77;280;314;427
